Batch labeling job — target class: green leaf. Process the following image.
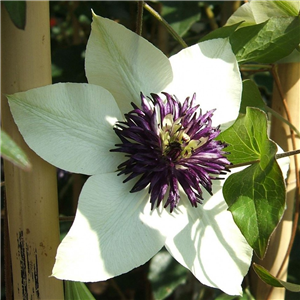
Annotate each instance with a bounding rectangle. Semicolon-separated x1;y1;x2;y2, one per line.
64;281;96;300
218;108;286;258
253;263;300;292
148;249;188;300
214;287;255;300
240;80;300;137
3;1;26;30
214;294;239;300
0;129;31;171
200;22;242;42
161;2;201;37
240;80;266;114
230;16;300;63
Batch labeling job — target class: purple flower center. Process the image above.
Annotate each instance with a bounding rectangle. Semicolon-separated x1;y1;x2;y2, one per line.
111;93;230;212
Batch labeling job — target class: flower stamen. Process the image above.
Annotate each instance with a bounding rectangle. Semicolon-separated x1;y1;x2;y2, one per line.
111;92;230;212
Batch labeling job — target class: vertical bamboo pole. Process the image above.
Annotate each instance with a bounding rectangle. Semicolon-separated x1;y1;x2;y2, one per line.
251;63;300;299
1;2;64;299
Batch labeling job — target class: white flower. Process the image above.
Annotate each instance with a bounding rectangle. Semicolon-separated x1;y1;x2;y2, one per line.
226;0;300;27
8;13;253;296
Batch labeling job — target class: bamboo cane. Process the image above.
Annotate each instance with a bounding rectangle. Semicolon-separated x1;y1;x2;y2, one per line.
251;63;300;300
1;2;64;299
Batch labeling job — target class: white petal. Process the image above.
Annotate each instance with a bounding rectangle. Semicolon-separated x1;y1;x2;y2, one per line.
85;13;173;113
226;1;300;26
276;145;290;180
165;39;242;131
163;145;288;295
165;179;253;296
52;173;177;281
250;0;300;24
8;83;124;175
225;2;256;26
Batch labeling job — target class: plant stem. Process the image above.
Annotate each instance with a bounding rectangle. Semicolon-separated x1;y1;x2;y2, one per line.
266;106;300;138
227;149;300;169
143;2;188;49
136;1;144;36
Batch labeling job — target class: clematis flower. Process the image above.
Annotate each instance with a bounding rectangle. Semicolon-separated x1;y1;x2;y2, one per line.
8;13;254;295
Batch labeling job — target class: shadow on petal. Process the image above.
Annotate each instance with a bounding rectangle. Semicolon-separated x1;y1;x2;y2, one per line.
53;173;167;282
165;180;252;295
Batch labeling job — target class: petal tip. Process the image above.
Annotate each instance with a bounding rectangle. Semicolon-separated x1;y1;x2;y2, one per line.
91;9;97;19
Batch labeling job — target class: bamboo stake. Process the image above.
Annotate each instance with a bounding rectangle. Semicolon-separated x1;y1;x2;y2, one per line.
1;2;64;299
251;63;300;300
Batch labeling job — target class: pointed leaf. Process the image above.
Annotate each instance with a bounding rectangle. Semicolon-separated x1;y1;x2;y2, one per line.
4;1;26;30
200;22;242;42
0;129;31;171
218;108;286;258
64;281;96;300
240;79;266;114
240;80;300;137
230;17;300;63
253;263;300;292
214;294;240;300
